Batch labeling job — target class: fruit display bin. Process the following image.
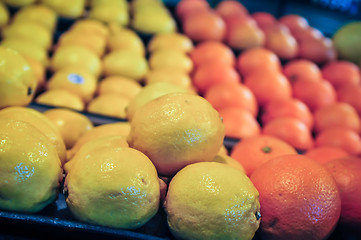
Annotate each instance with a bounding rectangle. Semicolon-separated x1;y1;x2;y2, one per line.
1;0;361;240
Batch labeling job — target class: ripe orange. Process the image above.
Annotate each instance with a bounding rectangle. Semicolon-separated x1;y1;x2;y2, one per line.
292;78;336;112
292;26;323;42
192;61;240;94
204;82;258;117
215;0;248;20
278;14;309;34
250;154;341;240
182;10;226;42
337;83;361;117
251;12;277;30
261;98;314;130
325;156;361;230
237;47;282;77
218;106;261;139
189;41;235;67
283;59;322;83
175;0;210;21
315;127;361;156
230;135;297;176
321;60;361;89
313;102;360;134
298;37;337;64
262;117;314;151
244;70;292;107
304;146;350;165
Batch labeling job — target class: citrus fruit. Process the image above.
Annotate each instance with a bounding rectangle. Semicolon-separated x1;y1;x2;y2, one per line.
164;162;260;240
189;41;235;67
283;59;322;83
0;119;62;213
107;28;145;56
337;83;361;117
97;76;142;99
87;93;130;119
298;37;337;64
43;108;94;150
22;56;45;92
230;135;297;176
149;49;193;73
89;0;129;26
321;60;361;89
70;19;109;39
279;14;309;33
0;2;9;28
144;69;193;90
250;154;341;240
65;146;160;229
175;0;210;21
2;0;36;7
215;0;248;19
42;0;85;19
212;154;245;173
0;106;67;165
0;46;37;109
304;146;350;165
148;33;193;53
127;93;225;176
35;89;85;111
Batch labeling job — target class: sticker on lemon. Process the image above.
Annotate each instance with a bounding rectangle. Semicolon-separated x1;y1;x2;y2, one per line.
0;46;37;109
127;92;225;176
164;162;261;240
0;119;62;213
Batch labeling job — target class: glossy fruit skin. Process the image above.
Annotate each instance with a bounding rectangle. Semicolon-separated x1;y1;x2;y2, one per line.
189;41;235;67
321;61;361;89
304;146;349;165
250;154;341;240
283;59;321;83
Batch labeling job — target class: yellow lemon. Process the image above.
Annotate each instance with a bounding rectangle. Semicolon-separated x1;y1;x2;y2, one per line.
56;30;107;57
87;93;130;119
107;28;145;56
0;106;67;165
0;119;62;213
70;19;109;40
127;93;225;176
2;21;52;50
46;66;98;103
64;146;160;228
67;122;131;159
89;0;129;26
97;76;142;99
1;37;49;66
212;154;245;173
50;45;102;77
35;89;85;111
42;0;85;19
149;49;193;73
126;82;191;121
43;108;94;150
218;144;229;156
164;162;261;240
0;46;37;109
148;33;193;53
144;68;193;90
102;49;148;81
2;0;35;7
22;56;46;92
12;4;57;32
0;2;9;29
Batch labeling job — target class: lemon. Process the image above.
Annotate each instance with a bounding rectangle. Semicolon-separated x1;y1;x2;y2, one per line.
127;93;225;176
0;119;62;213
1;37;49;66
22;56;46;91
50;45;102;77
0;2;9;29
46;66;98;103
2;21;52;50
0;107;67;165
126;82;191;121
149;49;193;73
70;19;110;40
0;46;37;109
65;146;160;228
35;89;85;111
12;4;57;32
164;162;261;240
97;76;142;99
67;122;131;159
43;108;94;150
89;0;129;26
87;93;130;119
145;69;193;90
107;28;145;56
42;0;85;19
212;154;245;173
2;0;36;7
148;33;193;53
102;49;148;81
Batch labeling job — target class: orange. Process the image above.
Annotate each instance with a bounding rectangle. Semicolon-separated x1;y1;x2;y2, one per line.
315;127;361;156
218;106;261;139
304;146;350;165
215;0;248;20
278;14;309;34
292;26;323;42
204;82;258;117
192;62;240;94
283;59;322;83
262;117;314;151
182;10;226;42
298;37;338;64
321;60;361;89
292;78;336;112
244;70;292;107
250;154;341;240
313;102;360;134
261;98;314;130
189;41;235;67
230;135;297;176
325;156;361;230
175;0;210;21
337;83;361;117
237;47;282;77
251;12;277;30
